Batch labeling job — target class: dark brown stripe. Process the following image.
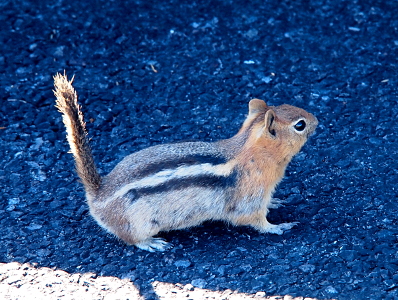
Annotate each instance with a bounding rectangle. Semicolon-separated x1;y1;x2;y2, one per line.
132;153;228;180
126;169;238;202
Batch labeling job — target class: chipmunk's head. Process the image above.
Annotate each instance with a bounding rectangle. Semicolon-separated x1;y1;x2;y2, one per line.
243;99;318;162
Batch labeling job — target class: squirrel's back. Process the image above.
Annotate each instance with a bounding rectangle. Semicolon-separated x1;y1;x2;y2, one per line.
98;141;232;199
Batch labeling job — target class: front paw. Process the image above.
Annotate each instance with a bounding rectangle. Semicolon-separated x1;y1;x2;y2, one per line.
268;198;285;209
135;238;172;252
259;222;299;235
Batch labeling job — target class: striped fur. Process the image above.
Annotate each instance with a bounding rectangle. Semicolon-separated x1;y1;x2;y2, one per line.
54;74;318;252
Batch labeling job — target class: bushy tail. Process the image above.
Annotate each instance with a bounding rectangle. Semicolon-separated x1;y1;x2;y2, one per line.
54;73;101;199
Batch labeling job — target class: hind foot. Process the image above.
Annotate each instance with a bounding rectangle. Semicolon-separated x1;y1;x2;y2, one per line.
135;238;171;252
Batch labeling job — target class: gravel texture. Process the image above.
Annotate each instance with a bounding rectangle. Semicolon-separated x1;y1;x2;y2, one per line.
1;0;397;299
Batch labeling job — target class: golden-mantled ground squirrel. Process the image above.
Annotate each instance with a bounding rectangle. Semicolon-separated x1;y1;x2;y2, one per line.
54;73;318;252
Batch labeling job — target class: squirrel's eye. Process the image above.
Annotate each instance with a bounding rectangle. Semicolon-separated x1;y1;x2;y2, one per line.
294;120;306;132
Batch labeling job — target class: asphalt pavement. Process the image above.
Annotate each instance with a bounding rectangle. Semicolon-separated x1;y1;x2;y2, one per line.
1;0;397;299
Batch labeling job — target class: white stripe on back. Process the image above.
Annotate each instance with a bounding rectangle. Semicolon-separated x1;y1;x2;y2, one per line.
110;162;235;202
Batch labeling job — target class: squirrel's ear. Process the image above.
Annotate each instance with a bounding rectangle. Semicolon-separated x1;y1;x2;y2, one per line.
264;109;276;137
248;99;268;116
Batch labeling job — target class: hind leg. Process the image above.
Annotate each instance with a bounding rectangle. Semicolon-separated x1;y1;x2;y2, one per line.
104;219;171;252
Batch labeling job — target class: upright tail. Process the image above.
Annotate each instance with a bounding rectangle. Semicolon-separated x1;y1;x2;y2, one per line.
54;73;101;199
